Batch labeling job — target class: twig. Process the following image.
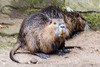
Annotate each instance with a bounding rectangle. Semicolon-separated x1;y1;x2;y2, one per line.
2;5;41;10
77;11;100;13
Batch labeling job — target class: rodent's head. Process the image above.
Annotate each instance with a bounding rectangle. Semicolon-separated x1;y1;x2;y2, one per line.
46;19;69;38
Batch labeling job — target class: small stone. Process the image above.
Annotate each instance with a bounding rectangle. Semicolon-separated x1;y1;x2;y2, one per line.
64;56;69;58
3;62;6;65
30;58;38;64
83;34;87;36
24;62;29;64
0;25;4;28
96;30;100;34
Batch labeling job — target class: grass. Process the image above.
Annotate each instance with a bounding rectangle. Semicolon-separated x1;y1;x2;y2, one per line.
81;13;100;30
0;42;14;49
0;22;18;49
0;34;17;49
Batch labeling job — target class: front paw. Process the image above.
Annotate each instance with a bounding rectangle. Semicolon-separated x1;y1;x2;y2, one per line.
58;51;65;56
63;50;70;53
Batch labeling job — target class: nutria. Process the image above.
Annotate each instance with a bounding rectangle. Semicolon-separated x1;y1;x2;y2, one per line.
63;11;89;36
10;12;69;63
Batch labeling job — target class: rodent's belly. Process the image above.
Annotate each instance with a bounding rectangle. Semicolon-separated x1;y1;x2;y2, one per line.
40;44;61;54
40;45;54;54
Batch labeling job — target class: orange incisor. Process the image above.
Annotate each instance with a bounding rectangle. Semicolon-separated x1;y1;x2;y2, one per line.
61;30;64;35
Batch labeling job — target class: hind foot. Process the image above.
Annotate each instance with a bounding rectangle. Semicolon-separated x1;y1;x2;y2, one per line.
34;53;50;59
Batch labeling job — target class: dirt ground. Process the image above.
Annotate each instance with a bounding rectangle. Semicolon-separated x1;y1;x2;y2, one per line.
0;13;100;67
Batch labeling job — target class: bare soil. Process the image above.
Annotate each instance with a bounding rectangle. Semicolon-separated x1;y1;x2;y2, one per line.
0;13;100;67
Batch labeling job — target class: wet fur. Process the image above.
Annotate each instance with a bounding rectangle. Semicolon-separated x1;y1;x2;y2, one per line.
63;11;89;36
10;12;68;63
40;6;89;37
40;6;64;19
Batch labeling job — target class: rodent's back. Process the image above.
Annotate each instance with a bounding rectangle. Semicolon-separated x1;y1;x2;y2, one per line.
17;13;51;47
40;6;64;19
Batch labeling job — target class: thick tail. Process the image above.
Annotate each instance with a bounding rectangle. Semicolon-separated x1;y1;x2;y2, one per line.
9;42;21;63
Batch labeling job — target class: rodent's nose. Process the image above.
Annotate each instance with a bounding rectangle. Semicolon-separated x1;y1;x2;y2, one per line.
60;25;65;28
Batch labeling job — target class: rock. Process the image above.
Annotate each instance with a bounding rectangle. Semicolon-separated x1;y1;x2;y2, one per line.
30;58;38;64
65;0;100;11
0;0;28;18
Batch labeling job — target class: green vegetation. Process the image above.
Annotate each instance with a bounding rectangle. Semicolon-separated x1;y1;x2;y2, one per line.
26;9;40;15
20;0;64;15
0;42;13;48
0;23;17;49
82;13;100;30
0;35;16;49
0;33;16;49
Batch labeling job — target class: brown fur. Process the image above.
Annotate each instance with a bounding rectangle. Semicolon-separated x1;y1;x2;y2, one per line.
64;11;88;36
10;12;69;63
40;6;89;37
40;6;64;19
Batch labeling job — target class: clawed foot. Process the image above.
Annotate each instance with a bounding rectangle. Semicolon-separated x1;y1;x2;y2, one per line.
63;50;70;53
34;53;50;59
58;51;65;56
58;50;70;56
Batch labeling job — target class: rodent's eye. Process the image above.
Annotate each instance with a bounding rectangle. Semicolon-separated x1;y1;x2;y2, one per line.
50;20;52;24
54;22;56;25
